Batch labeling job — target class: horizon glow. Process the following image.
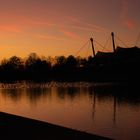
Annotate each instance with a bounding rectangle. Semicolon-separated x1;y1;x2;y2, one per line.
0;0;139;59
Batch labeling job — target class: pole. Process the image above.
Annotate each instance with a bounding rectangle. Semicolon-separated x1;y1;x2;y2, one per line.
111;32;116;52
90;38;96;57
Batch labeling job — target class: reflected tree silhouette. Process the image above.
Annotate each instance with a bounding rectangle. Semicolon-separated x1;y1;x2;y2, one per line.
1;88;23;102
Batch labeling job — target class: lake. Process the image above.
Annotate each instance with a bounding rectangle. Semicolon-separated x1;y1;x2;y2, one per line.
0;81;140;140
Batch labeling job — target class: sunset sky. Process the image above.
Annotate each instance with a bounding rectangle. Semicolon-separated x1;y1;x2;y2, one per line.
0;0;140;59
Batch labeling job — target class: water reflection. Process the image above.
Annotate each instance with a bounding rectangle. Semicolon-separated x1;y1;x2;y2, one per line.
1;83;140;109
94;84;140;105
26;88;52;105
1;88;23;102
56;87;80;101
0;82;140;140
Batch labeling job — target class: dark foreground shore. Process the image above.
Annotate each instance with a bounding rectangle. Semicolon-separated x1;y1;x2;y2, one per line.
0;112;112;140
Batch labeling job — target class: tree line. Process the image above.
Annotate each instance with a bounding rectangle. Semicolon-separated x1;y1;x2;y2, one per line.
0;53;95;81
1;50;140;82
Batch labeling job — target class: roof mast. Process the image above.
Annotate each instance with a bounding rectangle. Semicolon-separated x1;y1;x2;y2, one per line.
90;38;96;57
111;32;116;52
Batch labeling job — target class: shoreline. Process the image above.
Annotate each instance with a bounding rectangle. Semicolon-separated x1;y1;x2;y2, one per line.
0;111;112;140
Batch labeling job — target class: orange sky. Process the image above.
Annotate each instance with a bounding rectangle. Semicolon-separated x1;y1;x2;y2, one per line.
0;0;139;59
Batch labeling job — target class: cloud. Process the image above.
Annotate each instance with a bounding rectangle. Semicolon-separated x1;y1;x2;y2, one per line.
61;29;81;39
121;0;136;29
0;24;21;33
33;17;108;41
121;0;128;18
29;19;58;28
35;34;63;41
67;17;108;33
123;19;135;29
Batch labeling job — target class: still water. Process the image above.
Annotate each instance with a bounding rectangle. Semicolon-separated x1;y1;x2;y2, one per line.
0;82;140;140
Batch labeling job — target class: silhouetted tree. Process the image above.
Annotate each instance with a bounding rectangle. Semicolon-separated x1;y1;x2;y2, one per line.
65;55;77;68
55;56;66;66
25;53;51;80
0;56;24;80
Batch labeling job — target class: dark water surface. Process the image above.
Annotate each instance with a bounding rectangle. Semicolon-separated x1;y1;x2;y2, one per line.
0;82;140;140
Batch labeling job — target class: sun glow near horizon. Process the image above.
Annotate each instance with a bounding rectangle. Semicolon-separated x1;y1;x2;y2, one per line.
0;0;139;60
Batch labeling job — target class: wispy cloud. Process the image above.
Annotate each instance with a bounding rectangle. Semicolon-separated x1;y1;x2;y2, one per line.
60;29;81;39
67;17;108;33
123;19;135;29
30;18;83;40
35;34;63;41
121;0;136;30
0;24;21;33
29;19;58;28
121;0;128;18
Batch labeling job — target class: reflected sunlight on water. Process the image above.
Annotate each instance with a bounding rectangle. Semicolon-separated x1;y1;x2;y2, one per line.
0;82;140;140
